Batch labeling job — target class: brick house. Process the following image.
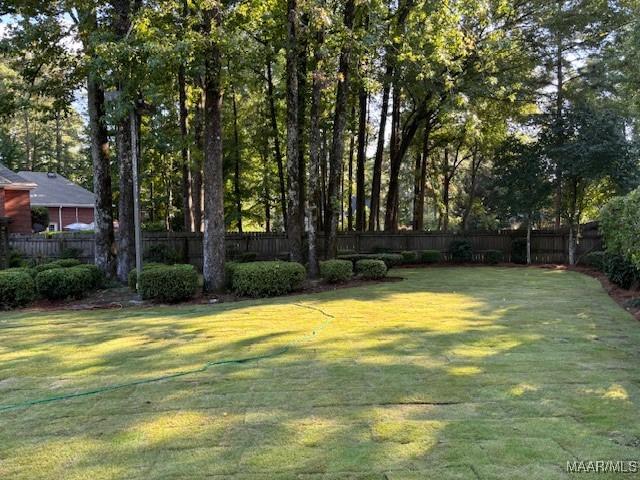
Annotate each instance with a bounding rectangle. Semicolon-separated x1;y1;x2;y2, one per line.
18;171;95;232
0;163;37;234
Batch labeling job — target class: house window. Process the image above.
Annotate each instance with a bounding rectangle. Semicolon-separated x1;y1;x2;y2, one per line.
48;223;57;232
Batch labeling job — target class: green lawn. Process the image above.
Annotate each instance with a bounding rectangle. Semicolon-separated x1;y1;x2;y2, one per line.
1;267;639;479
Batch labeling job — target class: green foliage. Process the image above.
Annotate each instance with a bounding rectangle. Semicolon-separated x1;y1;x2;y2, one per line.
603;253;639;290
36;267;92;300
231;261;306;297
225;261;240;289
60;247;82;259
511;238;527;264
30;206;49;233
127;263;165;291
0;269;36;309
143;244;181;264
419;250;441;264
319;259;353;283
371;246;393;254
138;264;199;303
35;258;81;273
72;264;105;290
355;259;387;280
599;189;640;269
336;254;371;266
401;251;419;264
369;253;403;269
235;252;258;263
448;240;473;263
7;249;25;268
484;250;503;265
579;251;606;271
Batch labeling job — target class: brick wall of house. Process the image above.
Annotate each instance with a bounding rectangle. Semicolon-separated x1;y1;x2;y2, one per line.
4;189;32;234
0;189;5;217
47;206;94;230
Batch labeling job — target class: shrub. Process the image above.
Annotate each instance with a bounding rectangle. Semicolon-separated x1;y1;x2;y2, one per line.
72;264;105;290
127;262;165;290
401;251;419;264
336;253;371;266
138;264;199;302
511;238;527;264
8;249;25;268
60;247;82;259
355;259;387;279
600;188;640;269
31;206;49;233
604;253;639;290
484;250;503;265
236;251;258;263
36;267;91;300
225;261;240;288
319;259;353;283
580;251;606;271
419;250;441;264
0;270;36;309
232;261;306;297
369;253;403;269
35;258;81;274
448;239;473;263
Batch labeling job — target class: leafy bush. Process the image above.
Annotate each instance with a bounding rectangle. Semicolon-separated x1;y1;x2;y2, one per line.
138;264;199;302
60;247;82;259
231;261;306;297
369;253;403;269
604;253;639;290
401;251;419;264
319;259;353;283
419;250;441;264
448;239;473;263
511;238;527;264
72;264;105;290
0;269;36;309
31;206;49;233
225;261;239;288
35;258;82;274
355;259;387;279
600;188;640;269
144;243;181;264
127;262;165;290
484;250;503;265
8;249;25;268
579;251;606;271
337;253;371;266
36;267;92;300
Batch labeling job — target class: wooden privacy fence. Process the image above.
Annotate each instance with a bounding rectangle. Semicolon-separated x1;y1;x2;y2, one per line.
9;229;602;269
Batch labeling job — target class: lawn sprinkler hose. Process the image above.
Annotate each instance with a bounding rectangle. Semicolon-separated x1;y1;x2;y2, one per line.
0;303;335;414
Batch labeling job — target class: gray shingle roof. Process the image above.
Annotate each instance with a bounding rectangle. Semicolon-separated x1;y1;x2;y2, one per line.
17;171;95;207
0;163;34;186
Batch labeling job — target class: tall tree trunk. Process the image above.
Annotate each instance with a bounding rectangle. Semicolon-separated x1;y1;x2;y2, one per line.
319;128;328;232
369;61;392;231
306;29;325;278
415;124;429;231
461;148;481;231
412;151;422;230
116;115;135;282
54;112;63;172
527;216;532;264
285;0;304;262
297;20;308;234
231;83;243;233
192;93;203;232
261;150;271;232
86;60;115;277
383;84;401;231
355;89;367;231
178;64;193;232
554;0;563;230
347;118;355;232
202;3;226;292
266;58;288;229
325;0;355;258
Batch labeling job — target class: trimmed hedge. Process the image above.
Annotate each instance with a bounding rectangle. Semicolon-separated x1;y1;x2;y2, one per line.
232;261;306;297
138;264;199;302
604;253;639;290
420;250;441;264
355;259;387;279
319;259;353;283
127;262;165;290
35;258;81;274
484;250;503;265
401;251;419;264
36;267;92;300
511;238;527;264
144;243;181;264
449;239;473;263
369;253;403;269
580;251;606;271
337;253;370;266
0;269;36;309
72;264;105;290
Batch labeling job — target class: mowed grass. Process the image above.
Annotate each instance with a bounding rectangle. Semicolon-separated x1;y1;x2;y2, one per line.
1;267;640;479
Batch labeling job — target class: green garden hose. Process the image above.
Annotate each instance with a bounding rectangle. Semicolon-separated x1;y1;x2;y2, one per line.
0;302;335;414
